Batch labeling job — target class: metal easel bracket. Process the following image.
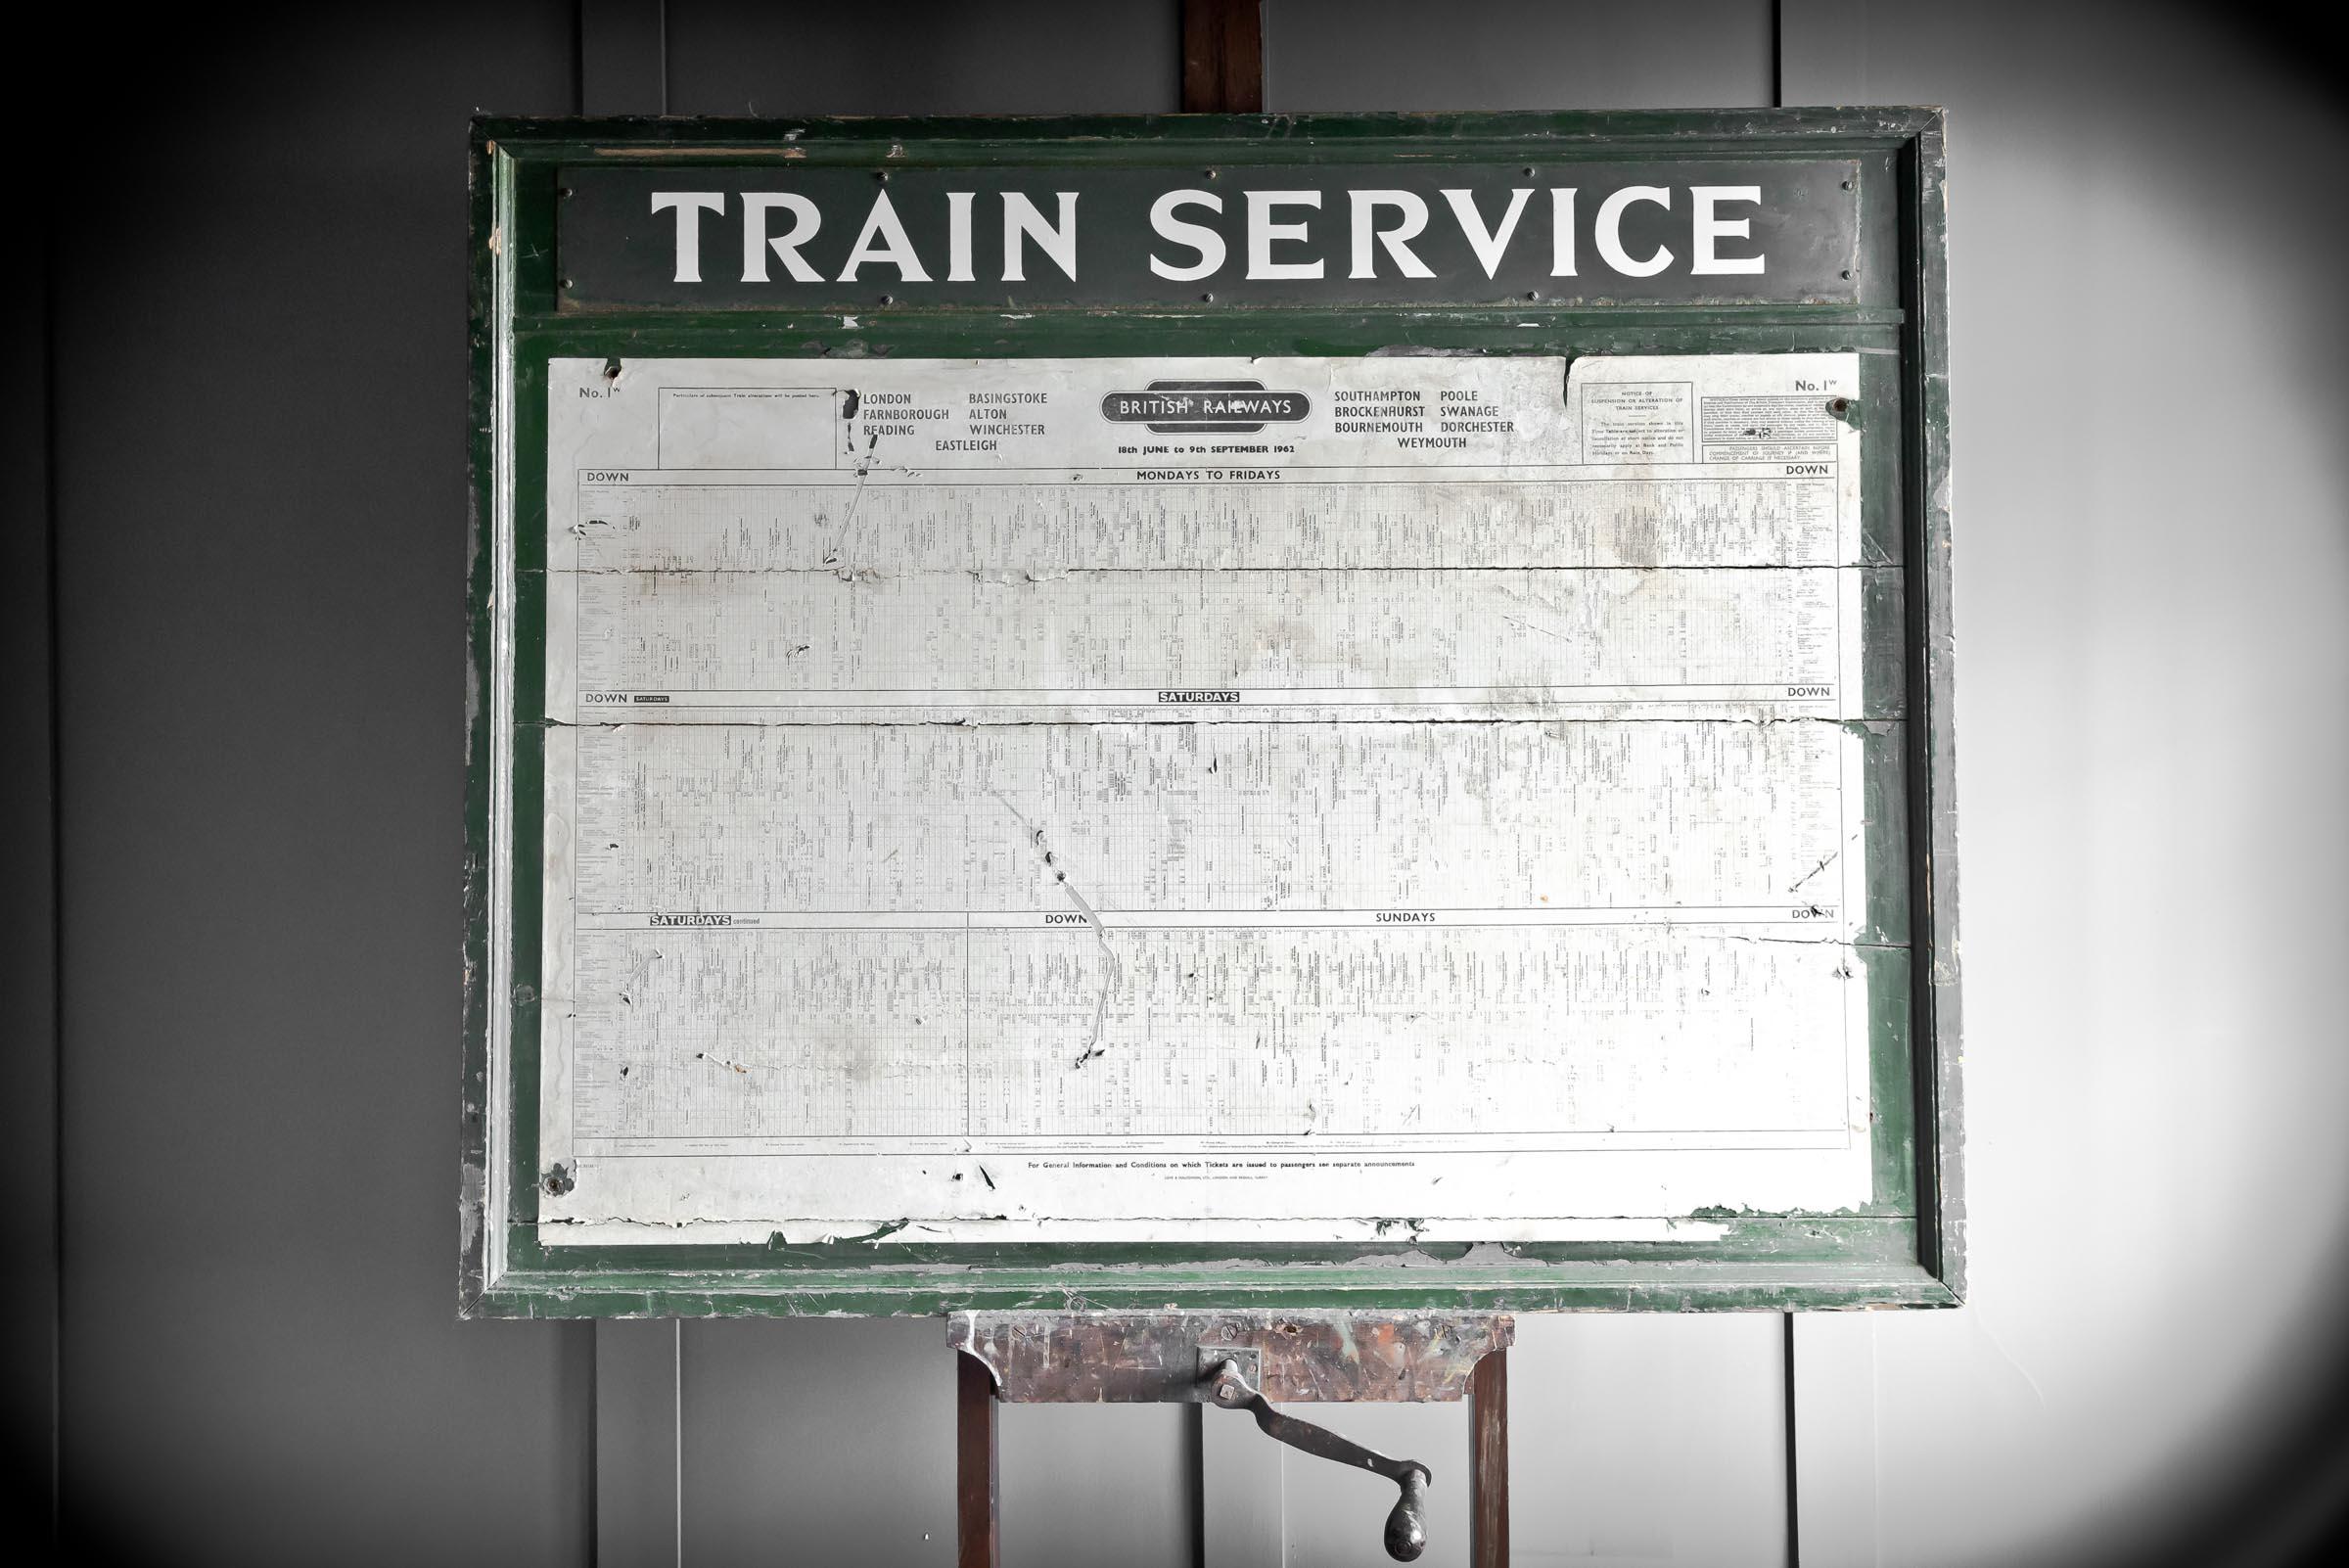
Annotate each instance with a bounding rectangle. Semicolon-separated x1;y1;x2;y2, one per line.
946;1312;1512;1563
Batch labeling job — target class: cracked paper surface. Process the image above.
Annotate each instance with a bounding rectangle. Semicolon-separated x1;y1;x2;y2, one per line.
534;353;1876;1243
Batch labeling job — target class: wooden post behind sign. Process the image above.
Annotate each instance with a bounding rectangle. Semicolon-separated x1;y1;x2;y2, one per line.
1470;1348;1509;1568
956;1354;1000;1568
1181;0;1264;114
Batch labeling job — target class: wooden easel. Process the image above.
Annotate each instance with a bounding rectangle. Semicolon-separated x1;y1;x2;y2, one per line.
950;1313;1511;1566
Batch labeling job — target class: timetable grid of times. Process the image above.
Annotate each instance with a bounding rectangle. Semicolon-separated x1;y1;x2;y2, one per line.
569;721;1843;917
536;352;1875;1222
567;475;1840;575
569;928;1850;1145
571;566;1839;698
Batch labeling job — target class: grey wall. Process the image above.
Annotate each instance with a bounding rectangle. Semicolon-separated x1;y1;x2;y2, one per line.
11;3;2346;1565
33;7;595;1565
1780;7;2349;1565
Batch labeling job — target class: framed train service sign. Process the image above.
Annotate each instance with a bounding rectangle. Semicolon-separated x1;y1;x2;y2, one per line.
460;110;1959;1316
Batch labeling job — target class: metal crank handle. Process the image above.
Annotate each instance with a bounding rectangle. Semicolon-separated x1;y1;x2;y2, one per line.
1202;1359;1433;1561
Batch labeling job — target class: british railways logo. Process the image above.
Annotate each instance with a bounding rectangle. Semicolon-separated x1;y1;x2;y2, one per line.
1101;380;1312;434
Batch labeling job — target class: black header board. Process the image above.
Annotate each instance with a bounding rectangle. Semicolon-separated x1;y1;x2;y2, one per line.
557;160;1862;310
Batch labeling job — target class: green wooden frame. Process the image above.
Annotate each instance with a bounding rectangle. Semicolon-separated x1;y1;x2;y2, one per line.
461;110;1959;1317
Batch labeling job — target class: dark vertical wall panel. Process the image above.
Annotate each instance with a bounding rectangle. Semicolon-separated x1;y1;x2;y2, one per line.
1506;1315;1789;1566
998;1405;1191;1568
679;1320;954;1567
665;0;1180;115
49;7;590;1564
1265;0;1774;111
582;0;670;115
1;153;59;1550
598;1320;682;1567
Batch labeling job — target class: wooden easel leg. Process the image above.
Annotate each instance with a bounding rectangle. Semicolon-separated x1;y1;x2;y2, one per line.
1470;1348;1509;1568
957;1354;1000;1568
